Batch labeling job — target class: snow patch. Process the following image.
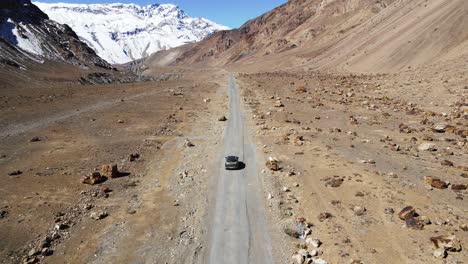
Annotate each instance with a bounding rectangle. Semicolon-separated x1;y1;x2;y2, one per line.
0;19;44;56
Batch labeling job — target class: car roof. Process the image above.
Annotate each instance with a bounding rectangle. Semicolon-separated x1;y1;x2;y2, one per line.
226;156;238;161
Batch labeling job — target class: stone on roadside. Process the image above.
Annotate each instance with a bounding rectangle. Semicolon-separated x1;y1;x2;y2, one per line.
266;157;280;171
101;164;119;178
218;116;227;121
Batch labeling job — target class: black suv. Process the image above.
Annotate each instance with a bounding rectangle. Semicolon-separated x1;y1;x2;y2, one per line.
225;156;240;170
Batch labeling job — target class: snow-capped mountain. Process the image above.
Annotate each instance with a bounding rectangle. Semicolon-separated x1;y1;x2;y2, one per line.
33;2;229;64
0;0;109;68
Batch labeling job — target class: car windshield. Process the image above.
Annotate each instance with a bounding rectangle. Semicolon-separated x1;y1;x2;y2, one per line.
226;156;238;162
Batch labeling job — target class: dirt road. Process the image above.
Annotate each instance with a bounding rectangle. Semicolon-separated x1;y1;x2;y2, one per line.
208;75;274;264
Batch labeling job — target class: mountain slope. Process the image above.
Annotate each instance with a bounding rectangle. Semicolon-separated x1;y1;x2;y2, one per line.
145;0;468;73
0;0;110;70
34;2;229;64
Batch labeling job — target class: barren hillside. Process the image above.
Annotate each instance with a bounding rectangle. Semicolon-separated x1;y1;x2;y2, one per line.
145;0;468;73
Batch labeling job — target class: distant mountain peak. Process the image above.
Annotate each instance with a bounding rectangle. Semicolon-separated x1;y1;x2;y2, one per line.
34;2;229;64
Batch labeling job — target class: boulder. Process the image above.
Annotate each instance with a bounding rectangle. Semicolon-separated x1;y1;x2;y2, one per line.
418;142;436;151
440;160;454;167
90;210;108;220
274;100;284;107
7;170;22;176
451;184;467;191
184;138;195;147
129;153;140;162
398;206;415;220
292;253;305;264
353;206;366;216
30;137;41;142
430;235;462;252
318;212;333;222
313;258;328;264
306;238;321;248
101;164;119;178
432;124;447;133
296;87;307;94
81;172;105;185
266;157;280;171
433;248;446;259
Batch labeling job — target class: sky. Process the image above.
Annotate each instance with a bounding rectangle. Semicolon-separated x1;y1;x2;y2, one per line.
36;0;288;28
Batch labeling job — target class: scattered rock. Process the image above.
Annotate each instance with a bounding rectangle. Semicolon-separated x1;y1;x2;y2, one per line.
218;116;227;121
353;206;366;216
28;248;40;257
384;208;395;215
433;248;447;259
398;206;416;220
41;248;53;256
90;210;108;220
101;164;119;178
318;212;333;222
54;223;68;230
266;157;281;171
129;153;140;162
418;142;436;151
424;176;448;189
117;119;125;124
324;177;343;188
184;138;195;147
313;258;328;264
440;160;454;167
291;253;305;264
8;170;22;176
274;100;284;107
451;184;467;191
203;98;211;103
405;217;423;230
81;172;105;185
0;210;8;219
430;235;462;252
30;137;41;142
432;124;447;133
306;238;321;248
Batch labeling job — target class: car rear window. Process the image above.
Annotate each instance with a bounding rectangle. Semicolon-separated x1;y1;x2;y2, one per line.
226;156;238;162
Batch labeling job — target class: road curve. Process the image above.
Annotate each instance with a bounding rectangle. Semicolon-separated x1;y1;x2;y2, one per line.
208;74;274;264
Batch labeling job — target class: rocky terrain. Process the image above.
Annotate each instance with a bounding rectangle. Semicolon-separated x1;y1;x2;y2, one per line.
236;62;467;263
0;0;466;263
